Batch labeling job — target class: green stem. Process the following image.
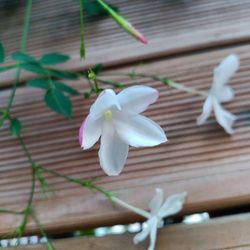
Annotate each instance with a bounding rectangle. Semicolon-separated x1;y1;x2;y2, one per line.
40;166;112;200
79;0;85;59
6;0;33;111
0;209;23;215
31;212;54;250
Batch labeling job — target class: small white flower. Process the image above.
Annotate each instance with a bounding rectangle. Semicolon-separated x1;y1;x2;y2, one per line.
133;189;186;250
197;54;240;134
79;86;167;176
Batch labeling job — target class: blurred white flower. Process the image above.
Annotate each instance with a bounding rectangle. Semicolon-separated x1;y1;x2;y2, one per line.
79;86;167;176
197;54;240;134
133;188;186;250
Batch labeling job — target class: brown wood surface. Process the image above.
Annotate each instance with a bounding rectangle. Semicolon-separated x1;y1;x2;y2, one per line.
1;0;250;86
0;42;250;235
5;213;250;250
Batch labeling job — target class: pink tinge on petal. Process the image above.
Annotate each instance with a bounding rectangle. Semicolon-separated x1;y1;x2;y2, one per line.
78;115;89;146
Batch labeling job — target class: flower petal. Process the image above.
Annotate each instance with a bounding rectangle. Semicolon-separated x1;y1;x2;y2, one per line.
117;85;159;114
79;114;102;149
148;217;158;250
197;95;213;125
219;86;234;103
98;121;129;176
149;188;164;215
90;89;120;119
158;192;187;218
213;100;237;134
212;54;240;92
133;223;151;245
114;113;167;147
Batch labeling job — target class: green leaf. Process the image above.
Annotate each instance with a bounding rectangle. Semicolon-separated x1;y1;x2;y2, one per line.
11;52;36;63
93;64;103;75
44;89;72;118
54;82;80;95
0;42;5;63
9;118;22;136
20;62;46;75
0;64;17;73
48;69;78;80
40;53;70;65
27;78;50;89
83;0;118;16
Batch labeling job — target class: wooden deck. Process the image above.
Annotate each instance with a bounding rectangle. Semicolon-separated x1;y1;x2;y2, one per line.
0;0;250;249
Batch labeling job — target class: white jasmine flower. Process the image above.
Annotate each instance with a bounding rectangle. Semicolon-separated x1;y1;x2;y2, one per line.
197;54;240;134
133;189;186;250
79;86;167;176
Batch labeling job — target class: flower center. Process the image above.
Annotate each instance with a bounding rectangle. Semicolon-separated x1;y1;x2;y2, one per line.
103;110;112;120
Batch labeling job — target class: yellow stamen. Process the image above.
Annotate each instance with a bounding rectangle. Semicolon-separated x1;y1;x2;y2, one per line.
104;110;112;120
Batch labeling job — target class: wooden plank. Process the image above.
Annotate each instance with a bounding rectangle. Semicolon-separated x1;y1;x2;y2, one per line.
4;213;250;250
0;43;250;234
2;0;250;86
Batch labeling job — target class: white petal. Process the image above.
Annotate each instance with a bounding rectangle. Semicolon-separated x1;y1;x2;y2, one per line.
213;100;237;134
149;188;164;215
148;217;158;250
158;192;187;218
133;222;151;245
197;95;213;125
98;121;129;176
219;86;234;103
212;54;240;92
117;85;159;114
90;89;120;119
114;113;167;147
79;114;102;149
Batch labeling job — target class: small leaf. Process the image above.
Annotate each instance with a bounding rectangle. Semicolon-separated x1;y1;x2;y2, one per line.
44;89;72;118
20;62;46;75
9;118;22;136
40;53;70;65
48;69;78;80
54;82;80;95
0;42;5;63
11;52;36;63
93;64;103;75
27;78;50;89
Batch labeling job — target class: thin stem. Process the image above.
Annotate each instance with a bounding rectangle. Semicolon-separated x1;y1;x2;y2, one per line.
6;0;33;111
0;209;23;215
79;0;85;59
31;212;54;250
111;197;151;219
40;166;112;200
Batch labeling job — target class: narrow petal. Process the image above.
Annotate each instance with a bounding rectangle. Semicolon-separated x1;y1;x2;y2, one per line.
197;95;213;125
149;188;164;215
114;113;167;147
212;54;240;92
90;89;120;119
98;121;129;176
79;114;102;149
158;192;187;218
219;86;234;103
117;86;159;114
133;223;151;245
213;100;237;134
148;217;158;250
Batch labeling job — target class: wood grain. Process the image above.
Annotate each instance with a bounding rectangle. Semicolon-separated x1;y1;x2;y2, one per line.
0;44;250;235
2;0;250;86
4;213;250;250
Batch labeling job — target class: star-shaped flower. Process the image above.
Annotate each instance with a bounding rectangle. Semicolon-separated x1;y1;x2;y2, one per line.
79;86;167;176
197;54;240;134
133;188;186;250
